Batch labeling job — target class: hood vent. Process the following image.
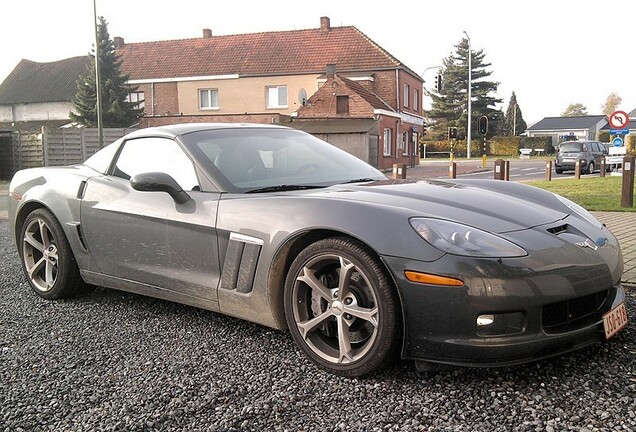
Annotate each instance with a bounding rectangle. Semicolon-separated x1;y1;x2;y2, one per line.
547;224;568;235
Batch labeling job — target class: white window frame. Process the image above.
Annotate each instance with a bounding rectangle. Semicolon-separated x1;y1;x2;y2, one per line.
266;85;288;109
413;89;419;111
383;128;392;156
403;84;409;108
126;91;145;109
199;88;219;110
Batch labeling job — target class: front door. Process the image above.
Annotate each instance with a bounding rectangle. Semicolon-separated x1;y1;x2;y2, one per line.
80;136;221;301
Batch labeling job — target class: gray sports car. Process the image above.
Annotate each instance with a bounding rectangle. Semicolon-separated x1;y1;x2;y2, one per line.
8;123;628;377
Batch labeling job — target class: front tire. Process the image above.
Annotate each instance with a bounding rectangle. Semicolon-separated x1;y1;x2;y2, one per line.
587;161;595;174
284;237;400;377
19;209;86;299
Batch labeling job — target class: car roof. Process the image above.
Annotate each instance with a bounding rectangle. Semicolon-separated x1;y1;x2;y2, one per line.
123;123;291;140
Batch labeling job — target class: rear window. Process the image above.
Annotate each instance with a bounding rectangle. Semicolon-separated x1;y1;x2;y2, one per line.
559;142;582;152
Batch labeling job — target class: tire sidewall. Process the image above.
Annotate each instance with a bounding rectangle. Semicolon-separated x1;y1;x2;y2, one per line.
19;209;80;300
284;237;399;377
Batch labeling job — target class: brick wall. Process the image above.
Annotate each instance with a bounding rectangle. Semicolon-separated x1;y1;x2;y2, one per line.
134;82;179;116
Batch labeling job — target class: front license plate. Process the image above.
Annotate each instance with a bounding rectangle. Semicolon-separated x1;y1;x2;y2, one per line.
602;302;628;339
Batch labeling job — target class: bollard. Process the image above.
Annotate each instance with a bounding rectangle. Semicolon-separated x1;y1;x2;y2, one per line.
493;159;505;180
621;156;635;208
449;162;457;179
600;158;606;178
545;161;552;181
574;159;581;179
504;161;510;181
392;163;407;179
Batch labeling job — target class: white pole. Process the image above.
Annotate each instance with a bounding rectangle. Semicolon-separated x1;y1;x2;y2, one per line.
463;31;472;159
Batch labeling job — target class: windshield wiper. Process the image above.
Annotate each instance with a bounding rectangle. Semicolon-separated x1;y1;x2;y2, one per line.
340;178;377;184
245;185;326;194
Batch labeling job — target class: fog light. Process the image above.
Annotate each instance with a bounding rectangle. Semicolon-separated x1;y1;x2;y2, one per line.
476;312;525;337
477;314;495;326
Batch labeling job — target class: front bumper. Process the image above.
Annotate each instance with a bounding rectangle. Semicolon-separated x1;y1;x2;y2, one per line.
382;219;625;367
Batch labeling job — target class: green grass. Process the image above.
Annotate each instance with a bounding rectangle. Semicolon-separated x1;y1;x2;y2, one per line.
529;176;636;212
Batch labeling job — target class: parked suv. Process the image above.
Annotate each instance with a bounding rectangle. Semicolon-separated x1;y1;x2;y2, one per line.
554;140;608;174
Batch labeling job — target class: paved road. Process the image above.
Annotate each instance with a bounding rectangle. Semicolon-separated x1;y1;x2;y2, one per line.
412;159;621;182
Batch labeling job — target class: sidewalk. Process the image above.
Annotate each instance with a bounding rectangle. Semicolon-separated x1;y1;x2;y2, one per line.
0;181;633;285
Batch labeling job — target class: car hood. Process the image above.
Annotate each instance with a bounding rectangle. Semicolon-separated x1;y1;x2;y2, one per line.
318;179;570;234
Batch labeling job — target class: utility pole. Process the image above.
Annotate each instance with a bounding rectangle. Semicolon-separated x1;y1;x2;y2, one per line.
463;31;472;159
93;0;104;148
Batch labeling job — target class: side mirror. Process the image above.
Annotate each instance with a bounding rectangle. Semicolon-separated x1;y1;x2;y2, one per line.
130;172;191;204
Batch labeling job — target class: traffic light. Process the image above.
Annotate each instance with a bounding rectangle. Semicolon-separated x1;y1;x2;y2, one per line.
434;74;443;92
478;116;488;136
448;127;457;140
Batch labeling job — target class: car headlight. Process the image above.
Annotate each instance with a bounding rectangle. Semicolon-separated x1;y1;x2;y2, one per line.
410;218;527;258
555;194;603;229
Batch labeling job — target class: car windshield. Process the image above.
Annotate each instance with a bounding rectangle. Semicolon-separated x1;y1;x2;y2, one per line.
180;128;387;192
559;142;582;152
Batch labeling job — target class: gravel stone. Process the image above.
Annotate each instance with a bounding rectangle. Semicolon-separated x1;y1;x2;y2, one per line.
0;219;634;431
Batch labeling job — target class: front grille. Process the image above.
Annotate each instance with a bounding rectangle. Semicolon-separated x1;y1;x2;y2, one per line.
542;290;609;333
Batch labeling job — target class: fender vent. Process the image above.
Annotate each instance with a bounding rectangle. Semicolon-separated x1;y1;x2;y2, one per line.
220;233;263;294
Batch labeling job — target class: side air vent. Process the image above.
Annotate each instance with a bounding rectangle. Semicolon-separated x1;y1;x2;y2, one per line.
547;224;568;235
220;233;263;294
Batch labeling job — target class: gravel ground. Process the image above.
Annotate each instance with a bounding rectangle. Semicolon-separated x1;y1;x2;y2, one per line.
1;219;635;432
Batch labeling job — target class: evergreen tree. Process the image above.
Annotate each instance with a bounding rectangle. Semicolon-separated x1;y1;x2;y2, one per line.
428;38;502;142
70;16;142;128
503;92;527;136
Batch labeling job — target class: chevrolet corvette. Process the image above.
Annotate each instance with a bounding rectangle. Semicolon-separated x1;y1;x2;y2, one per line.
8;123;628;376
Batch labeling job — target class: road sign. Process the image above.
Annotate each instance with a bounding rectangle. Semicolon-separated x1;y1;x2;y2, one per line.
610;129;630;135
612;136;624;147
606;156;624;164
609;111;630;129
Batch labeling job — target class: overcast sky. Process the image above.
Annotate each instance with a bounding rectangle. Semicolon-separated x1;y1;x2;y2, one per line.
2;0;634;124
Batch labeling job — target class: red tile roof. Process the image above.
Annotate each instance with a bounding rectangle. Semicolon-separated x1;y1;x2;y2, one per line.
117;25;420;81
339;76;394;111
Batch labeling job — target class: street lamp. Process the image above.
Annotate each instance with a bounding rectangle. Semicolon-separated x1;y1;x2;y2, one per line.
93;0;103;148
463;31;472;159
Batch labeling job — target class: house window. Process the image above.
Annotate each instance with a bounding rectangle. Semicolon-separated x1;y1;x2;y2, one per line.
336;95;349;115
199;89;219;110
403;84;409;108
413;89;419;111
267;86;288;108
383;128;392;156
126;91;145;109
402;132;409;155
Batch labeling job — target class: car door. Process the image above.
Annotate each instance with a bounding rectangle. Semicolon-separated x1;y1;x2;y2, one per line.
80;136;221;301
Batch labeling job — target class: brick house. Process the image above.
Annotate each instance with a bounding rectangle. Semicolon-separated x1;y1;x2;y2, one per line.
116;17;424;169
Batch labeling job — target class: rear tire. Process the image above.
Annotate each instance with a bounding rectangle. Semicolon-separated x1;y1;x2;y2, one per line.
19;209;86;299
284;237;400;377
555;168;564;174
587;162;595;174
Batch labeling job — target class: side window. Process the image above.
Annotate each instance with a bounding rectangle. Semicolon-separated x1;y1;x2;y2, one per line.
112;137;199;191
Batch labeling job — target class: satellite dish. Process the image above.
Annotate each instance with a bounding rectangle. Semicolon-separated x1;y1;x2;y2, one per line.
298;88;307;106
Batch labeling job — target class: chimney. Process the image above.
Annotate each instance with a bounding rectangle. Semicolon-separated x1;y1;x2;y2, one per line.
202;28;213;38
326;64;336;78
320;16;331;31
113;36;125;48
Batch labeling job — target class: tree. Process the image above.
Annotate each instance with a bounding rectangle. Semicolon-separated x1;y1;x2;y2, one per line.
503;92;527;136
561;103;588;117
601;92;622;116
427;38;502;142
70;16;142;128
